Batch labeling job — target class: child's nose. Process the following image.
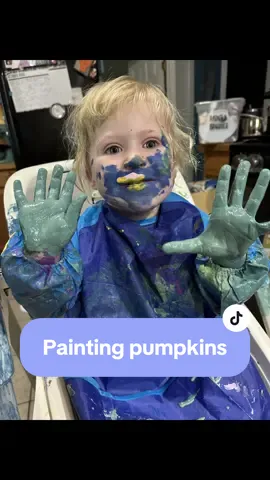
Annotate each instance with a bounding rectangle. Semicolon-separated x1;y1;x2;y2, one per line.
124;155;147;170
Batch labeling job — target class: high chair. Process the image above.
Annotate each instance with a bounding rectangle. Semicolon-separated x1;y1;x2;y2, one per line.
2;160;270;420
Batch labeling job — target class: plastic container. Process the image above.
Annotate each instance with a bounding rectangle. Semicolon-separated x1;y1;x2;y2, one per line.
195;98;246;144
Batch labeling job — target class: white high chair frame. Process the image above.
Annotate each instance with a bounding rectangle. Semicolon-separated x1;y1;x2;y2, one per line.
3;160;270;420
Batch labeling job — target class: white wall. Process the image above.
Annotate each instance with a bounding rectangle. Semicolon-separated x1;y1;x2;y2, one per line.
220;60;228;99
166;60;195;182
128;60;165;91
128;60;194;129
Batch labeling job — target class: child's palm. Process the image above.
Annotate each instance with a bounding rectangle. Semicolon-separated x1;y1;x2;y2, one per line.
14;165;87;256
192;206;259;260
163;162;270;268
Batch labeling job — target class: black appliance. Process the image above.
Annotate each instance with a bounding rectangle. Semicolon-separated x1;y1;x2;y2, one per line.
229;135;270;224
229;135;270;333
0;60;100;170
226;60;268;109
228;86;270;335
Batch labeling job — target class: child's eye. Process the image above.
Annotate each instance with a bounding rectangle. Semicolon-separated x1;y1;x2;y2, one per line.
104;145;122;155
143;140;159;149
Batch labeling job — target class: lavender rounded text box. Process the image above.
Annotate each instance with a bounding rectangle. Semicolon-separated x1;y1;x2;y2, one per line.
20;317;250;377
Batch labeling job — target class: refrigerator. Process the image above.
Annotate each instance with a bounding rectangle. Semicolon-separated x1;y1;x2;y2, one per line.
0;60;101;170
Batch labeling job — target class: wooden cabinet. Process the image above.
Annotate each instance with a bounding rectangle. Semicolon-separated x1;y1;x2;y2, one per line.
0;162;16;251
197;143;230;179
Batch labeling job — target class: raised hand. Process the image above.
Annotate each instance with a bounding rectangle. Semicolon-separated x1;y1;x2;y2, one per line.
14;164;87;256
163;161;270;268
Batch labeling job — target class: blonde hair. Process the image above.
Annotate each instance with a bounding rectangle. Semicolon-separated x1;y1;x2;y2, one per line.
65;75;196;194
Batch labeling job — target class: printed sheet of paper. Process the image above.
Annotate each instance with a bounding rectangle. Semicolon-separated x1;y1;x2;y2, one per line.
6;66;73;113
48;67;73;106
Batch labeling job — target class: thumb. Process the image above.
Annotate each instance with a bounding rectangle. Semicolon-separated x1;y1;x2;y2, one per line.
162;237;204;255
65;194;87;229
258;220;270;234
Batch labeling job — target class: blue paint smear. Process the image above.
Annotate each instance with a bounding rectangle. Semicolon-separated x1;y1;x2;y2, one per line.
103;135;171;207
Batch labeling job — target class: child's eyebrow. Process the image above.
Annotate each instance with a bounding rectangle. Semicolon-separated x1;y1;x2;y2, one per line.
139;129;159;137
97;130;160;146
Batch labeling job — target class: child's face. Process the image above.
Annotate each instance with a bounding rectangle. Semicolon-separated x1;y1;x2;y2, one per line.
90;102;176;218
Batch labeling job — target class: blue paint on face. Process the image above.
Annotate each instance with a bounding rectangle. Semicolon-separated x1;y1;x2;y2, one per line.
125;156;147;169
102;135;172;208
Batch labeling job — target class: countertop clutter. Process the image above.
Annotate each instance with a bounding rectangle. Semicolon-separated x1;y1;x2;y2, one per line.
0;104;14;161
192;94;270;258
197;143;229;178
0;161;16;250
0;103;16;250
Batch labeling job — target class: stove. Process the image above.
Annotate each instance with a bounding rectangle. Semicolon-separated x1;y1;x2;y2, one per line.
229;136;270;224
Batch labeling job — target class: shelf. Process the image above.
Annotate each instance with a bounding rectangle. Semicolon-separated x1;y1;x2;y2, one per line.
197;143;231;153
0;161;16;171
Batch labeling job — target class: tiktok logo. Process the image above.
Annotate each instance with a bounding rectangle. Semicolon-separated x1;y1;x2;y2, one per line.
223;304;251;332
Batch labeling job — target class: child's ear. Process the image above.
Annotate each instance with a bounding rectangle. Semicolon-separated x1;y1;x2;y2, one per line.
91;179;97;188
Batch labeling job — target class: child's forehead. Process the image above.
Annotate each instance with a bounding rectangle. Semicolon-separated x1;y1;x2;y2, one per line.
97;102;164;137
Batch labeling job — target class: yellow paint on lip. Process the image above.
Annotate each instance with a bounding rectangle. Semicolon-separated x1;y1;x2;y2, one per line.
117;174;145;185
127;182;146;191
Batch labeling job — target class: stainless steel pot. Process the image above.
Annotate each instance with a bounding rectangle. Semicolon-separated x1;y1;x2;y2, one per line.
240;113;264;138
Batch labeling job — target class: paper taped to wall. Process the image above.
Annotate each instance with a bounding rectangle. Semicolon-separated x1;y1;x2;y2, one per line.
6;66;73;113
48;67;73;106
7;70;51;112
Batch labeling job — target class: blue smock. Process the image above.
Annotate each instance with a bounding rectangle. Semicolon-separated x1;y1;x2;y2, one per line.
2;193;270;420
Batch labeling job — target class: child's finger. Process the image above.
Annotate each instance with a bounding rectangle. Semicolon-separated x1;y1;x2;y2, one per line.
228;160;250;207
258;220;270;234
47;165;64;200
212;165;231;209
60;171;77;209
162;237;204;255
245;169;270;217
13;180;28;209
34;168;47;202
65;195;87;228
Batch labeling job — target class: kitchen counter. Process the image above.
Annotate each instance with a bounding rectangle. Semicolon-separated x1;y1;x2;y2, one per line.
197;143;230;178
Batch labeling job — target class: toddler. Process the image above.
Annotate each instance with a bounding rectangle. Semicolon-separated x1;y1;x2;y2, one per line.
2;76;270;420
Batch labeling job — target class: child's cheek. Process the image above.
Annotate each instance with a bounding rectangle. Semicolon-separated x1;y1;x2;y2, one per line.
94;165;106;189
159;136;173;174
91;158;103;184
